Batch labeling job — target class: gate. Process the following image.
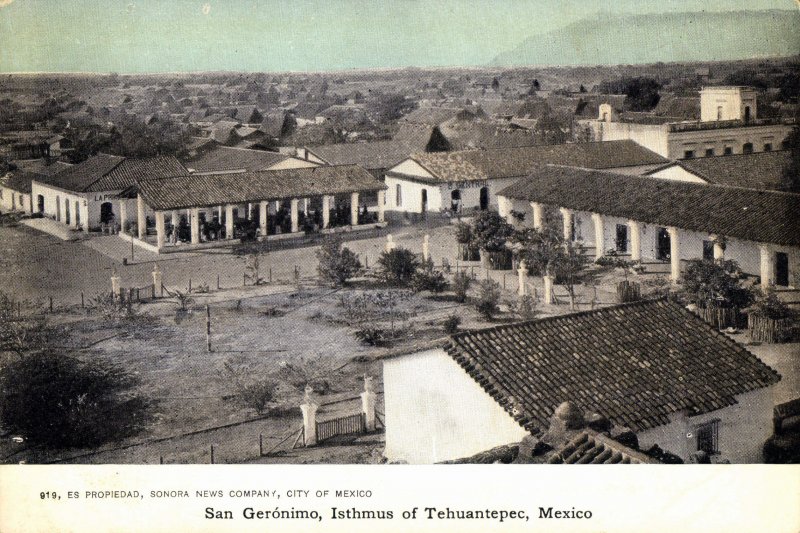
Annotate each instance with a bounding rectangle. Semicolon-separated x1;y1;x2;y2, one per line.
316;413;366;443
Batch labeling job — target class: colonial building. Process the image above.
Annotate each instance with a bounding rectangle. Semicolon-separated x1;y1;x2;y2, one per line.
497;166;800;287
383;300;781;464
183;145;317;175
593;86;794;159
1;160;71;215
30;154;188;232
122;165;386;253
296;139;424;179
384;140;668;218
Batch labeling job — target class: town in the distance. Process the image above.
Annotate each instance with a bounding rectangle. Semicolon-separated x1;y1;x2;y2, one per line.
1;55;798;466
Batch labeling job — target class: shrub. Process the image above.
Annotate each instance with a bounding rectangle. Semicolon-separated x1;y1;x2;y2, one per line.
475;279;502;319
316;237;362;287
0;351;151;448
471;211;514;253
454;222;473;245
443;314;461;334
236;379;278;415
510;294;538;321
412;264;449;293
749;291;794;320
681;259;753;309
453;271;472;303
377;248;420;286
354;326;391;346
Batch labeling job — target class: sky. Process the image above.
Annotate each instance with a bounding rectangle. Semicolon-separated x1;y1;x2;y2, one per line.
0;0;797;73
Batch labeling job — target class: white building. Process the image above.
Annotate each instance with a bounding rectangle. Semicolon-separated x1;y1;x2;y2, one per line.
383;300;781;464
594;86;794;159
383;140;668;219
0;160;71;215
497;165;800;288
30;154;188;232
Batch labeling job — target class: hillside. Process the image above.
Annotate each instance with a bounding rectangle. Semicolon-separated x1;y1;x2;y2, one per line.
492;10;800;67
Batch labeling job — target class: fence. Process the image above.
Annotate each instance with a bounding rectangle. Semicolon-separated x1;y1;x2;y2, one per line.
695;306;743;329
316;413;367;443
749;315;795;343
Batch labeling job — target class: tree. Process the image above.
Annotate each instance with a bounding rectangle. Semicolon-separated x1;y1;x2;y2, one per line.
452;271;471;303
491;77;500;92
680;259;753;309
411;262;449;293
471;211;514;253
0;351;151;448
597;76;662;112
475;279;502;319
316;237;362;287
377;248;420;286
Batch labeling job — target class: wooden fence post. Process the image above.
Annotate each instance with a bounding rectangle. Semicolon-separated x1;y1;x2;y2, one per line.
243;272;247;286
81;292;85;308
188;278;192;293
210;445;215;464
217;274;220;290
259;434;263;456
49;297;53;312
269;267;272;284
206;305;211;353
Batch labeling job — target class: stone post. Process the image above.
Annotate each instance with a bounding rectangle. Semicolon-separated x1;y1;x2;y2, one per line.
350;192;359;226
290;199;299;233
152;264;163;295
321;195;331;229
190;208;200;245
628;220;642;262
155;211;165;249
668;226;681;283
422;234;430;262
300;385;319;447
110;271;121;299
711;235;725;262
385;234;396;253
118;200;128;234
560;208;573;242
760;245;774;289
259;201;268;238
497;195;510;222
225;204;234;239
517;260;528;296
591;213;605;260
377;190;386;223
531;202;543;230
543;274;555;304
361;376;377;432
136;194;146;240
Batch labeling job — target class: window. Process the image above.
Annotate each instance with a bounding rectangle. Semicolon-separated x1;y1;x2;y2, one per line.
742;142;753;154
763;143;772;152
615;224;628;252
696;420;720;455
716;106;723;121
19;194;24;207
683;150;695;159
705;148;714;157
723;146;733;155
395;184;402;207
702;240;714;261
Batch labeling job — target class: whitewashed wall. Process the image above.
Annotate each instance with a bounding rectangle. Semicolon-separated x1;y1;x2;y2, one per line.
383;348;528;464
0;187;32;214
31;182;89;230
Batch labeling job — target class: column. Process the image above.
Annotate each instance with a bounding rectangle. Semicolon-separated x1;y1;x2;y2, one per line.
711;235;725;261
172;210;179;227
246;203;253;220
628;220;642;262
497;195;511;221
422;234;430;262
321;195;332;229
350;192;359;226
136;194;146;239
290;198;299;233
377;190;386;223
225;204;234;239
190;208;200;245
760;245;774;289
668;226;681;283
517;260;528;296
531;202;543;230
543;274;555;304
361;376;377;432
155;211;165;249
216;205;223;222
559;208;573;242
591;213;604;261
152;264;163;295
300;386;319;446
110;271;121;298
259;201;268;238
117;200;127;234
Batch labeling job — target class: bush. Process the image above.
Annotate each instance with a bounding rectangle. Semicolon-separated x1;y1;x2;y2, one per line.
0;351;151;448
453;271;472;303
412;264;449;293
443;314;461;334
316;237;362;287
475;279;502;319
749;291;794;320
681;259;753;309
454;222;473;245
471;211;514;253
354;326;391;346
236;379;277;415
509;294;538;321
377;248;420;286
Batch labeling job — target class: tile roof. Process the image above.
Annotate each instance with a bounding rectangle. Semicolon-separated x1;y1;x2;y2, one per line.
499;165;800;246
443;300;780;434
309;140;418;171
547;430;659;464
32;154;188;193
437;120;539;150
393;140;668;184
3;158;72;193
659;151;792;191
184;145;289;173
400;106;469;126
136;164;386;211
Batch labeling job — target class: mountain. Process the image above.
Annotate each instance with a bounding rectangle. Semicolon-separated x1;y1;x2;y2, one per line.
491;10;800;67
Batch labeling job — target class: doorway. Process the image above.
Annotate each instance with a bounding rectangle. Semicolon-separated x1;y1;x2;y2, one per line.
657;227;671;261
100;202;114;224
775;252;789;287
37;195;44;213
615;224;628;252
65;201;71;225
421;189;428;214
450;190;461;213
479;187;489;211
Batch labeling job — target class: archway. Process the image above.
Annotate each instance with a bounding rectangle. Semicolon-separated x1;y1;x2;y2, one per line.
450;189;461;213
100;202;114;224
36;195;44;213
479;187;489;211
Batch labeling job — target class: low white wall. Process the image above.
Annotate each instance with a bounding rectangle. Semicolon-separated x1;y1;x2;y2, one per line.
383;348;528;464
